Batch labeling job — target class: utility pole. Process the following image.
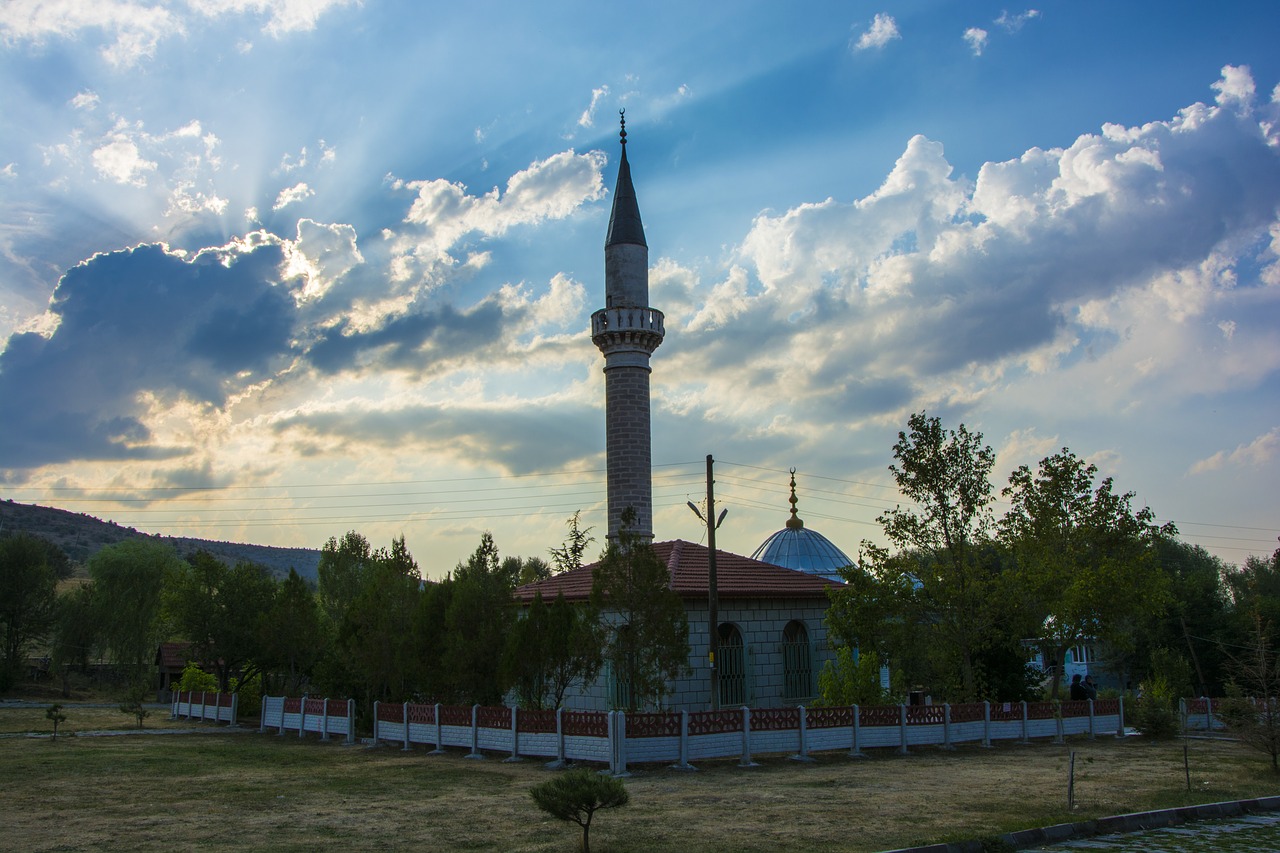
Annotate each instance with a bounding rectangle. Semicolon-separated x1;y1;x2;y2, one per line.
690;454;725;710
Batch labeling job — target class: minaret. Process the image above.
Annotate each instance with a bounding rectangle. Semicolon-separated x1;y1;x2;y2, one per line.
592;111;664;541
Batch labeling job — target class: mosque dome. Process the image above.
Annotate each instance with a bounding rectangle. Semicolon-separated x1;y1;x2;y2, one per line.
750;470;853;583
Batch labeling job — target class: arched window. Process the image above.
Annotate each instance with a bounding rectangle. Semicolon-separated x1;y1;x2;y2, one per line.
608;624;634;710
782;621;813;701
718;623;747;707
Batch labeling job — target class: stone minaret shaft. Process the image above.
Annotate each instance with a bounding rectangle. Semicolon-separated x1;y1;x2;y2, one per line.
592;113;664;541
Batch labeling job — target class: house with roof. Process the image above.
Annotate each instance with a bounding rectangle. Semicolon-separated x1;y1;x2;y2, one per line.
515;539;841;711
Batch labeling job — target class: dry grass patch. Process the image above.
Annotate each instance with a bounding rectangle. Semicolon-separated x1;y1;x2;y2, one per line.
0;703;195;735
0;727;1275;853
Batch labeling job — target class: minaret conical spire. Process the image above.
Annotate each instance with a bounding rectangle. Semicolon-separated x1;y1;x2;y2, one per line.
606;110;647;249
786;468;805;530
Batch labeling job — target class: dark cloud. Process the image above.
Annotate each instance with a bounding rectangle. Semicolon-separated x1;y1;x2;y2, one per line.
0;241;299;469
305;300;515;376
276;397;600;476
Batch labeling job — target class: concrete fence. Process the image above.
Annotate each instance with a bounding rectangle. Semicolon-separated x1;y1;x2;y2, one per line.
259;695;1124;774
259;695;357;744
171;690;239;725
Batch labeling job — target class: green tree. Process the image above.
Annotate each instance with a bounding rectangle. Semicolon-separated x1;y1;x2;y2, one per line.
1220;613;1280;771
441;533;516;704
337;543;423;705
49;584;98;698
260;569;322;694
166;551;278;691
833;412;1003;700
549;510;595;575
529;768;629;853
590;509;689;710
504;591;603;710
0;533;59;690
87;539;184;683
1000;448;1174;699
817;646;889;706
1225;548;1280;655
317;531;375;628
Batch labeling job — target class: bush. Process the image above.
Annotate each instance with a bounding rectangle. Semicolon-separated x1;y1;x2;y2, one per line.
530;769;629;853
176;662;217;693
817;647;887;706
1132;675;1179;739
230;672;263;719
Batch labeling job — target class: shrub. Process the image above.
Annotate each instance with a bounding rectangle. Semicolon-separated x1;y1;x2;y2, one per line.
1132;675;1179;739
176;662;217;693
530;768;629;853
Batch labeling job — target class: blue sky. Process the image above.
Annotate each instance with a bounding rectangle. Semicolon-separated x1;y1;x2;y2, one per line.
1;1;1278;578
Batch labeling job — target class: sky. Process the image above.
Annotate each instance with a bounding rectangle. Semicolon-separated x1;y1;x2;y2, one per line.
1;0;1278;580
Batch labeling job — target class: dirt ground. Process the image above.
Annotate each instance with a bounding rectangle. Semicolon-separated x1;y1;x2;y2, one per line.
1;706;1275;853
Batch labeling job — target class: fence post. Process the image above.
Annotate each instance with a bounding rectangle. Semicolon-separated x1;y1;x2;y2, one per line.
1020;700;1029;744
319;698;329;741
402;702;412;751
614;711;630;778
606;711;616;774
467;705;483;759
548;706;565;769
259;694;267;733
850;704;864;758
672;709;693;771
792;706;814;762
299;694;309;739
1088;699;1096;740
1205;696;1214;732
430;703;444;754
943;704;954;750
1054;700;1065;745
982;701;991;748
199;690;207;722
505;706;521;762
372;700;381;745
1116;695;1126;739
230;692;239;727
898;704;908;755
1179;697;1188;735
740;707;758;767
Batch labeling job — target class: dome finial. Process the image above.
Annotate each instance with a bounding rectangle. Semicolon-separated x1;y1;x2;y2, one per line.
786;468;804;530
619;109;627;146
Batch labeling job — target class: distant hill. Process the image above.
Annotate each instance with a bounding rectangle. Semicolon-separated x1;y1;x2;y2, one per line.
0;499;321;582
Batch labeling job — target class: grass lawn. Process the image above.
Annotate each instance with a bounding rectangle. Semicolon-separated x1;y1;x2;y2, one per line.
1;705;1277;853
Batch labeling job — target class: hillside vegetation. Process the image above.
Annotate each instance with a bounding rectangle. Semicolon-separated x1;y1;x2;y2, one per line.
0;500;320;581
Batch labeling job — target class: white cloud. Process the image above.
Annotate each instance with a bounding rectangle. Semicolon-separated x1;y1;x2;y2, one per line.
0;0;356;67
995;9;1040;32
1;163;15;179
853;13;900;51
964;28;988;57
1213;64;1256;107
274;182;315;210
578;85;610;128
92;137;158;185
1190;427;1280;474
70;91;100;110
388;149;607;283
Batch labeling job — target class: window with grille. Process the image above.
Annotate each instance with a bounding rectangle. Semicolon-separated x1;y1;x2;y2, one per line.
718;623;747;707
782;621;814;701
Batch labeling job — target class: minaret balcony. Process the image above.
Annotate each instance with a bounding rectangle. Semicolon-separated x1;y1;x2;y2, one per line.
591;307;665;355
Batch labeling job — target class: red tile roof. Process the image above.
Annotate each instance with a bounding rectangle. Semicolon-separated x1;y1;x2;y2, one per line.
514;539;841;604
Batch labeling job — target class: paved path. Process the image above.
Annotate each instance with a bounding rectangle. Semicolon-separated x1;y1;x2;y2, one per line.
1029;812;1280;851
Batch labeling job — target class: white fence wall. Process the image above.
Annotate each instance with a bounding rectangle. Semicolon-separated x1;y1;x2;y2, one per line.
171;690;238;725
259;696;1126;774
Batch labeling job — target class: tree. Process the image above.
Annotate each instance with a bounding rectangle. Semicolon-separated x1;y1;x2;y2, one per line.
590;508;689;710
167;552;278;691
1224;548;1280;655
1000;448;1174;699
832;412;1003;700
317;531;375;628
1220;613;1280;771
87;539;183;683
49;584;98;698
337;544;422;705
260;569;322;694
549;510;595;575
0;533;59;690
504;591;603;710
530;768;629;853
446;533;517;704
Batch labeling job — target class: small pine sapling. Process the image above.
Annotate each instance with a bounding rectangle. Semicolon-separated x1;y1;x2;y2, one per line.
530;768;629;853
46;704;67;740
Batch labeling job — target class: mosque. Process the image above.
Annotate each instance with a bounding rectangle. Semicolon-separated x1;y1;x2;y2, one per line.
516;116;855;711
